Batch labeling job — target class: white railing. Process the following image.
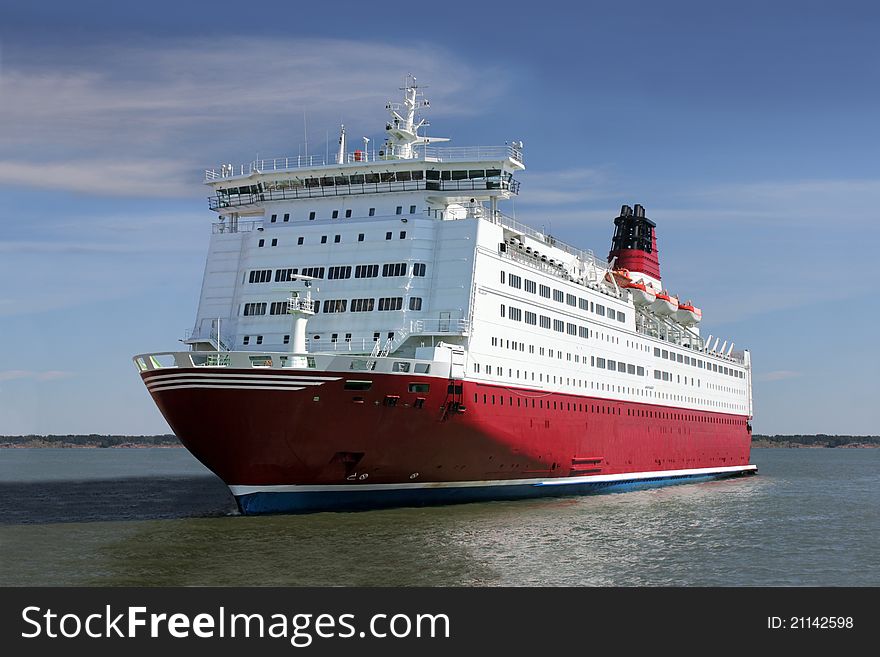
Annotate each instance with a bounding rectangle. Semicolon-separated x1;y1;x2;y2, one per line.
204;144;523;181
490;211;600;267
133;351;446;378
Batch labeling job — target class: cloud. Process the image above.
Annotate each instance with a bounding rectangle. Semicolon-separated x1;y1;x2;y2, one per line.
516;168;621;205
755;370;802;382
0;38;508;196
0;370;75;382
0;159;195;197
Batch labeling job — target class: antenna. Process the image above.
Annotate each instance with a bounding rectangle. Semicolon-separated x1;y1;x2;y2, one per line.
303;111;308;160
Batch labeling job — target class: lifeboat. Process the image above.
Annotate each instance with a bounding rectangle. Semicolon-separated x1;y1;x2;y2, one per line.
649;290;678;315
622;278;657;306
673;301;702;326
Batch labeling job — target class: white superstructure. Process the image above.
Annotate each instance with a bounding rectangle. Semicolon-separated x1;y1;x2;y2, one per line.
186;77;751;420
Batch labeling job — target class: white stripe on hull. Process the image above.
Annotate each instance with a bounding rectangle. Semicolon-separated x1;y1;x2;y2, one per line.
229;464;757;496
148;384;309;392
146;378;324;389
144;372;340;382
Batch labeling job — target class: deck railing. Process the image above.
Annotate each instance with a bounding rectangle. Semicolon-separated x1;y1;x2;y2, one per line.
205;145;523;181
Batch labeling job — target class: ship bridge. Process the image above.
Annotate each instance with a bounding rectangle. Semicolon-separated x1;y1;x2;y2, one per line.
206;74;524;216
205;144;524;214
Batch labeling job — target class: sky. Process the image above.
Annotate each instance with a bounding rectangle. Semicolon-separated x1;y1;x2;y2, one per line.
1;0;878;435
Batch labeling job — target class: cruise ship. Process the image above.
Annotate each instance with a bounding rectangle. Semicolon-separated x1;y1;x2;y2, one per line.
134;78;756;514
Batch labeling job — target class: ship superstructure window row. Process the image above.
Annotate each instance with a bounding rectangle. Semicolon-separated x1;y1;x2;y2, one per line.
250;262;429;284
504;270;627;324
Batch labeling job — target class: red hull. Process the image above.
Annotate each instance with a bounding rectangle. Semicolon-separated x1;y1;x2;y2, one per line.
143;368;752;487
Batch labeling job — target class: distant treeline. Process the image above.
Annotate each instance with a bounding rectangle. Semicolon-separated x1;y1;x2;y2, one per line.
752;434;880;448
2;434;878;448
0;434;181;448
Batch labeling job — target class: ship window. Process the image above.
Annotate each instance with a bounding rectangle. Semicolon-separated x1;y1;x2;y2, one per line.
350;175;365;184
345;333;351;342
654;347;661;357
409;297;422;311
579;298;588;310
468;169;484;179
386;232;392;240
344;380;373;391
351;298;375;312
332;210;339;219
256;336;263;345
553;319;564;332
334;235;341;243
677;354;683;363
258;239;265;247
579;326;588;338
596;358;606;368
566;294;576;306
618;362;626;373
412;263;426;276
654;370;661;380
270;214;277;223
408;383;430;393
409;205;416;214
525;279;536;293
539;285;550;298
381;172;396;183
451;170;468;180
440;170;451;180
365;173;380;184
328;266;351;279
607;360;616;370
369;207;376;216
321;235;328;244
322;299;347;313
358;233;365;242
306;178;319;187
486;168;501;177
270;301;287;315
242;302;267;316
284;213;290;222
283;335;290;345
335;176;349;186
618;312;626;322
637;366;644;376
297;237;304;245
553;289;564;303
662;349;669;359
383;263;407;277
271;238;278;246
321;177;335;186
396;206;403;215
400;231;407;239
595;304;605;316
243;336;250;345
525;311;536;325
309;211;316;220
397;171;412;182
426;170;440;180
355;264;379;278
346;209;352;218
500;304;506;318
378;297;403;311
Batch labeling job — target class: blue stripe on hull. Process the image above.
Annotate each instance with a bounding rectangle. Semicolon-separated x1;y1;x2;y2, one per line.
235;470;754;515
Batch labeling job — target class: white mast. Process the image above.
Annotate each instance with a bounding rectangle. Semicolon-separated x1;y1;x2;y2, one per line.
383;74;449;159
336;124;346;164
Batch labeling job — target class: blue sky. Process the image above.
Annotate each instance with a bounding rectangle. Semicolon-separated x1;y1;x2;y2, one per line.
1;0;878;435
